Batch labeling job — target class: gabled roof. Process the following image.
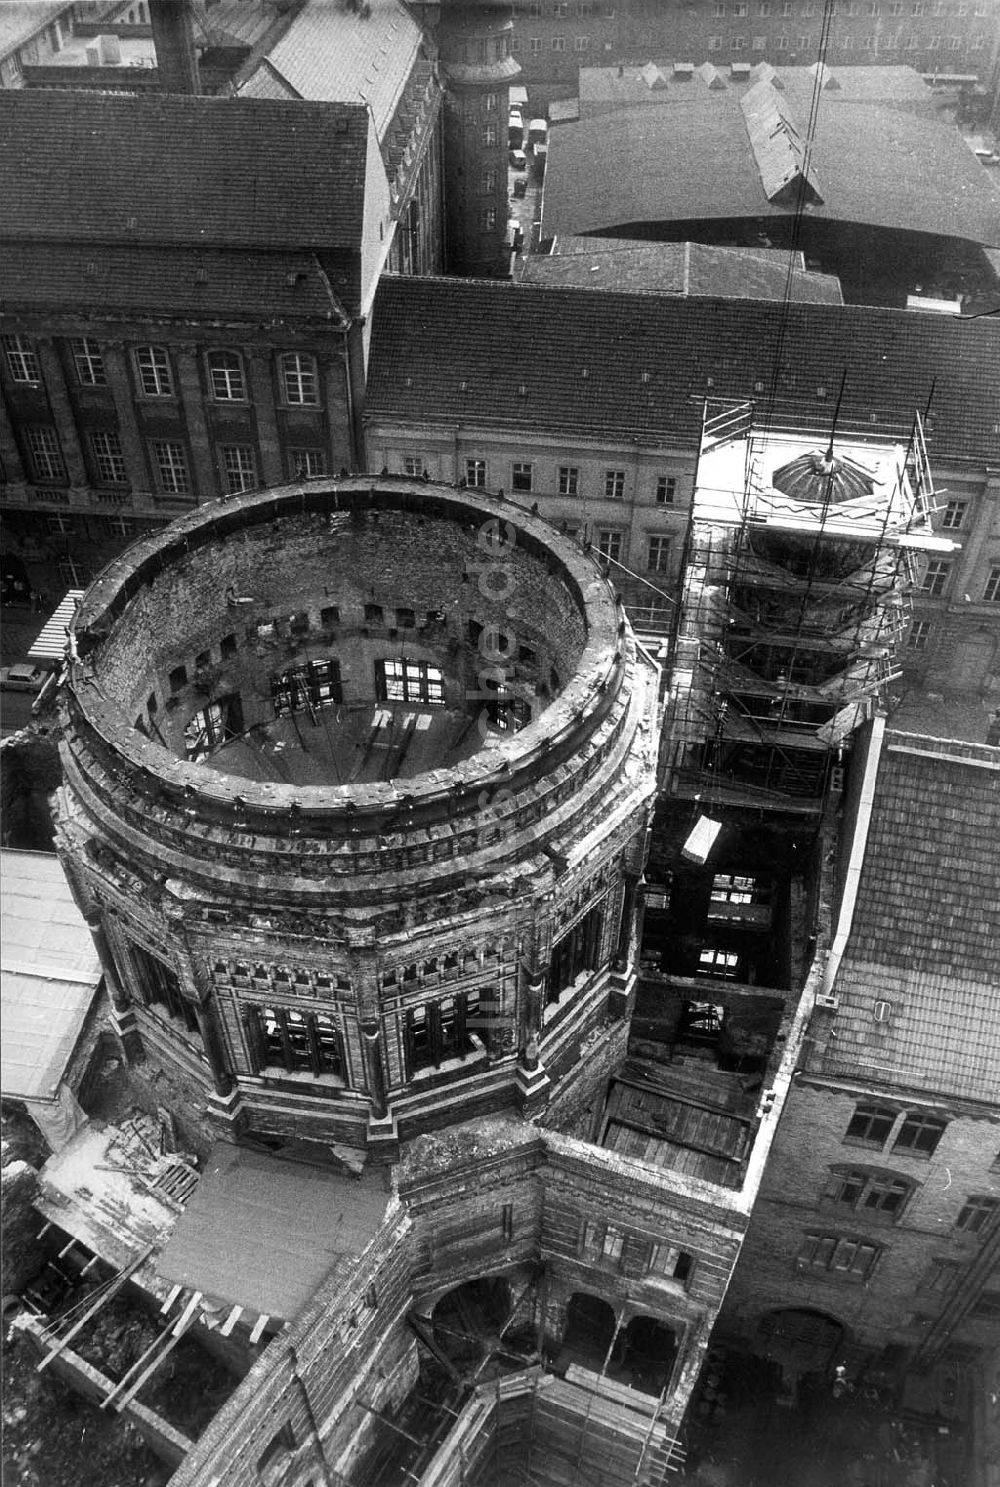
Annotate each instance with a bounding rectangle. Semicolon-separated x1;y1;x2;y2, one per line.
1;243;349;323
239;0;424;139
522;236;842;303
741;80;822;204
822;733;1000;1105
543;85;1000;244
367;276;1000;462
0;90;369;251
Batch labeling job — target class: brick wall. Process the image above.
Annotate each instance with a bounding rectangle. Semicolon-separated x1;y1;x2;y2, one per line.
721;1079;1000;1353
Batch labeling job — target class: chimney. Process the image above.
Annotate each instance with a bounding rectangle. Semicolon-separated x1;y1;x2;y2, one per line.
149;0;201;94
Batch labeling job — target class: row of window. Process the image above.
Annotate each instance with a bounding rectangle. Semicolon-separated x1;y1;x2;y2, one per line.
15;422;328;493
403;454;677;506
523;28;987;50
2;335;322;408
919;558;1000;602
513;1;616;16
713;0;988;12
822;1165;998;1233
580;1219;694;1285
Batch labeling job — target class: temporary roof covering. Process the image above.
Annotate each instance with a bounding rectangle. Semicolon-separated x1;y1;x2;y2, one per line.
27;589;83;664
156;1144;391;1321
0;850;101;1101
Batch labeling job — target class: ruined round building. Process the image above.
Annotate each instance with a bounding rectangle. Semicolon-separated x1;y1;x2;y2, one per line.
54;477;660;1161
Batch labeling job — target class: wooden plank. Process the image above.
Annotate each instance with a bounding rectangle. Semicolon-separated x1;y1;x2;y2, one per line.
36;1244;155;1373
219;1304;243;1337
101;1321;177;1410
171;1291;202;1337
159;1284;182;1316
110;1312;196;1413
248;1313;270;1346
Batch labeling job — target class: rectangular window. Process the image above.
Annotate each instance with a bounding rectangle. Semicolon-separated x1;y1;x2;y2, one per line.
920;560;950;596
955;1196;998;1234
207;349;246;401
271;659;343;716
484;207;497;231
512;461;533;492
150;440;190;495
597;529;622;562
907;619;932;650
291;448;326;480
649;1244;693;1283
708;33;723;46
25;426;66;482
376;658;445;706
280;352;319;407
529;36;542;52
3;334;40;384
646;535;671;573
548;902;604;1001
893;1111;947;1157
482;123;497;146
132;942;198;1034
220;445;257;495
604;469;625;500
734;33;749;46
845;1102;896;1148
466;458;487;488
134;344;173;397
798;1233;879;1280
558;465;579;496
481;167;497;193
552;34;566;49
573;33;589;49
777;32;790;44
248;1005;343;1079
714;0;726;11
90;430;126;485
405;991;479;1074
753;33;767;45
46;514;75;535
71;337;106;386
825;1169;912;1217
184;694;242;759
984;566;1000;602
403;454;426;478
581;1220;625;1267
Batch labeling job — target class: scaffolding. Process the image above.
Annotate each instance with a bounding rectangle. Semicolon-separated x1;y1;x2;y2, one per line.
663;400;957;810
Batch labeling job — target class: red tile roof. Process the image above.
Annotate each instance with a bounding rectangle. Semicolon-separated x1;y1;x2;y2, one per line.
822;733;1000;1104
367;276;1000;463
0;90;369;252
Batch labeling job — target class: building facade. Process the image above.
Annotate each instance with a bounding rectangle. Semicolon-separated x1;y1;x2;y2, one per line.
720;729;1000;1385
0;82;442;597
503;0;1000;106
366;275;1000;702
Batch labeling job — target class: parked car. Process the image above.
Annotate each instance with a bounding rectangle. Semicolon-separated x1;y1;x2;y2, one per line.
508;110;524;149
528;118;548;150
512;175;528;198
0;662;46;692
509;148;527;171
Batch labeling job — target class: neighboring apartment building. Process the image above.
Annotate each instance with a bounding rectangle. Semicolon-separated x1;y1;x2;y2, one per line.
0;1;91;89
0;78;442;596
365;275;1000;695
721;727;1000;1383
505;0;1000;105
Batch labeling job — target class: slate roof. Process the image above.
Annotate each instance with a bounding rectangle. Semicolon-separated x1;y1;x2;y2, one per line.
2;243;349;323
156;1144;391;1321
523;237;843;303
366;276;1000;462
577;60;942;119
543;88;1000;245
0;90;369;251
239;0;423;139
821;733;1000;1104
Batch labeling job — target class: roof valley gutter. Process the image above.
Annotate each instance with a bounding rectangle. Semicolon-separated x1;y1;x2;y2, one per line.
819;711;885;1000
